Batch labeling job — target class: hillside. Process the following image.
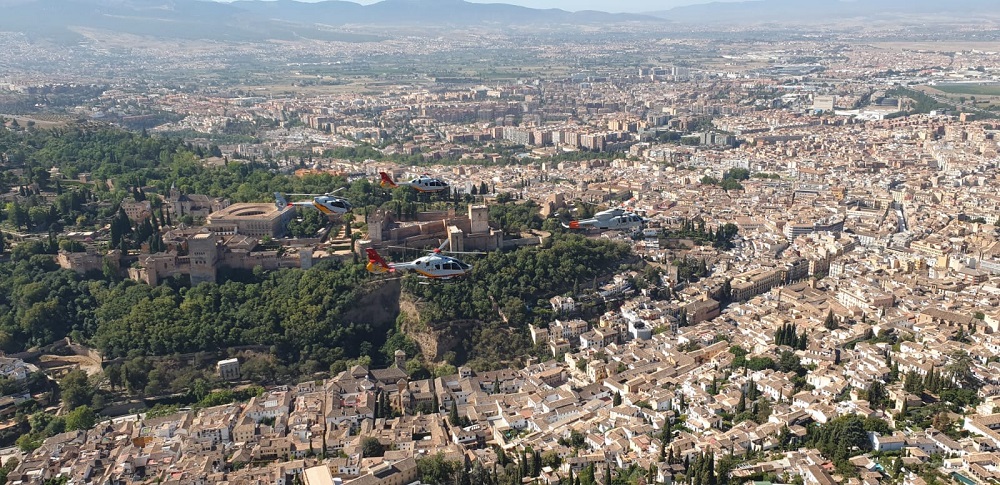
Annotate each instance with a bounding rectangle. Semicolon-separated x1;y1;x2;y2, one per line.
649;0;1000;24
0;0;660;42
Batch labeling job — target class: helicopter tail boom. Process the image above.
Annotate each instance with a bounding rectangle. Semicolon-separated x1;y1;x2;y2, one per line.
564;219;593;229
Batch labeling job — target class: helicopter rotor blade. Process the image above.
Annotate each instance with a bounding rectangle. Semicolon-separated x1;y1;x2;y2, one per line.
383;245;437;254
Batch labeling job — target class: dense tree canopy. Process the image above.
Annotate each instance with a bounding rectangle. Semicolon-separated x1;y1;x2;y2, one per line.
403;234;631;369
0;124;391;221
0;257;99;351
94;259;376;363
0;251;391;376
807;414;890;474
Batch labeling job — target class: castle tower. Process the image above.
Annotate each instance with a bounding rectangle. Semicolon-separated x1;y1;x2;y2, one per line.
188;232;219;286
396;378;409;412
368;211;385;242
394;350;406;369
448;225;464;253
469;205;489;234
299;248;313;270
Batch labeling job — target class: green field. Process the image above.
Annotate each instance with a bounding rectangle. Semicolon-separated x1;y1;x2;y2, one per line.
929;84;1000;96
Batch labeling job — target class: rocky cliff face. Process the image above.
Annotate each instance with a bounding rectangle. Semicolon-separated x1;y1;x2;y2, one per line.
396;292;481;364
340;278;402;331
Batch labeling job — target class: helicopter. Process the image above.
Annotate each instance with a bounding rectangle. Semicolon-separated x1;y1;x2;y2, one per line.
365;240;477;280
275;189;353;217
563;203;648;231
379;171;450;193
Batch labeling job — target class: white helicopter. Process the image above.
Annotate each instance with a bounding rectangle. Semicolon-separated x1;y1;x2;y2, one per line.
275;189;353;217
379;172;450;193
563;201;648;231
365;240;477;280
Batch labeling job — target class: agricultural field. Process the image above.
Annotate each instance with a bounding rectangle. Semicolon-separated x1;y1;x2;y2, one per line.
930;83;1000;96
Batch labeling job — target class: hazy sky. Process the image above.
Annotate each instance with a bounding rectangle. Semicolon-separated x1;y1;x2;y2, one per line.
350;0;742;14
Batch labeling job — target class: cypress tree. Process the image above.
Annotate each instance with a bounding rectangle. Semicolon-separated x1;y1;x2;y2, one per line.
824;310;838;330
449;400;459;426
706;452;716;485
459;462;471;485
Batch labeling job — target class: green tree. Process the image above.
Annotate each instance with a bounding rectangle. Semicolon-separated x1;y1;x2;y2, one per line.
947;350;976;389
0;457;19;484
59;370;94;410
824;310;838;330
778;351;803;374
746;357;776;371
417;453;459;484
360;437;384;458
449;400;460;426
866;381;886;410
541;450;561;469
6;202;27;230
65;405;97;431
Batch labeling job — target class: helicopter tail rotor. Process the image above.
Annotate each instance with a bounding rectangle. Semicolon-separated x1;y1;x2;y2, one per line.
365;248;393;274
275;193;291;210
379;172;398;189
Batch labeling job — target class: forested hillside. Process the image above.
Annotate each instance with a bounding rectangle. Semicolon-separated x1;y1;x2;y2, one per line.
0;122;635;381
402;234;632;370
0;124;388;215
0;256;390;368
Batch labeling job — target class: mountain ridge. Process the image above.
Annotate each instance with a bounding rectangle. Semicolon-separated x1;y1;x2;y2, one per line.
648;0;1000;24
0;0;662;42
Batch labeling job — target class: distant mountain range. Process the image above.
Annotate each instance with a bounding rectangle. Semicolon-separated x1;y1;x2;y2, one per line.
2;0;998;43
0;0;658;42
648;0;1000;24
234;0;655;27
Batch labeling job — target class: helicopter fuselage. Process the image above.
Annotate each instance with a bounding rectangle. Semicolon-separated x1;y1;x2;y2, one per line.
394;253;471;279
